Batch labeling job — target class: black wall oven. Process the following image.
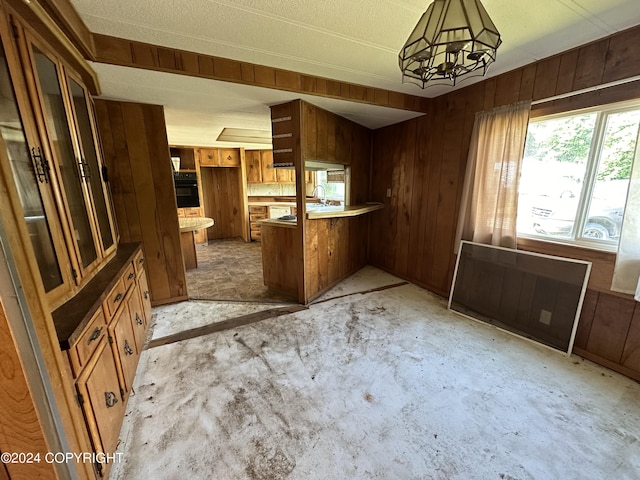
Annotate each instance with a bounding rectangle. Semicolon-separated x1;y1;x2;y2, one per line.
174;171;200;208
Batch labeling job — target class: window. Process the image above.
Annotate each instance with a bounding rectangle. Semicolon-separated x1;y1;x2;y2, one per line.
316;170;345;203
517;102;640;250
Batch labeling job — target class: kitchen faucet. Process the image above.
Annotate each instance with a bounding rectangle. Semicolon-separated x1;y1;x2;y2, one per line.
311;184;326;205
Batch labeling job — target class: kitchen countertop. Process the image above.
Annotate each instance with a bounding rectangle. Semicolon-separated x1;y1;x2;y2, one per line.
258;218;298;228
179;217;214;232
257;203;384;227
248;201;297;207
306;203;384;219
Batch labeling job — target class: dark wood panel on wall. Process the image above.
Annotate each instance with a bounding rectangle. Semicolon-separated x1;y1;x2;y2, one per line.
95;99;187;305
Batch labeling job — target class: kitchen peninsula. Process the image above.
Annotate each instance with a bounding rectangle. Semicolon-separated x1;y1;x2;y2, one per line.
260;100;381;304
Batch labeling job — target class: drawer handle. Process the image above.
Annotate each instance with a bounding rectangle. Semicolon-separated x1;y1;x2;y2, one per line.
136;314;143;325
127;272;135;280
105;391;118;408
227;155;232;161
144;291;149;300
88;327;103;344
124;340;134;355
113;292;123;303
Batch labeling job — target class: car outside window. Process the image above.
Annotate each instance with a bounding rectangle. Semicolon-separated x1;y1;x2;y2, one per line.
516;102;639;250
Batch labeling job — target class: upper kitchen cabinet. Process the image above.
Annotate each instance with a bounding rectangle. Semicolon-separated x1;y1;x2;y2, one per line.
11;20;118;297
198;147;241;167
245;150;262;183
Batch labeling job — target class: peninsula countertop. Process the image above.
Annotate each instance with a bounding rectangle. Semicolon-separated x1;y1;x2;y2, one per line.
305;203;384;219
179;217;214;232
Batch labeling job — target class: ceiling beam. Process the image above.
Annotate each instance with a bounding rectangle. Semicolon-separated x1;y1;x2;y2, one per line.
91;33;431;114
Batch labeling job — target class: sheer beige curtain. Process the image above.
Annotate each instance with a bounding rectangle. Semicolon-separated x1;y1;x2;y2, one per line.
611;137;640;301
456;101;531;250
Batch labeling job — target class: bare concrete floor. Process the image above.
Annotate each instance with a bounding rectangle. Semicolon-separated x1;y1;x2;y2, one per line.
110;268;640;480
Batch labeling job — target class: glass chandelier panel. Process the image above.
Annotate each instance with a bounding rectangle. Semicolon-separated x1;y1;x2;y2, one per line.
399;0;502;88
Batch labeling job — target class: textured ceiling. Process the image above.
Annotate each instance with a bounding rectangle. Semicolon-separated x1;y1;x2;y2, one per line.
71;0;640;147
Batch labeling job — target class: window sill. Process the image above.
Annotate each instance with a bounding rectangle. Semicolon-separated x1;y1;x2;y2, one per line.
516;234;618;254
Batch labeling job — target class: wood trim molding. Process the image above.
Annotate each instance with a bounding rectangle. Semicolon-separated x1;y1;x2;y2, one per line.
91;33;431;114
33;0;95;60
3;0;100;94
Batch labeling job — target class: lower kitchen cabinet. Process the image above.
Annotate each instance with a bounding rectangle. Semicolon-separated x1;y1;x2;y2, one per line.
53;244;151;477
75;336;125;475
109;297;140;395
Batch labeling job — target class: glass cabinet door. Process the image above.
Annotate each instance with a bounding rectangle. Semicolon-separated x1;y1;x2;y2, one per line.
30;45;99;272
0;43;66;293
68;77;115;253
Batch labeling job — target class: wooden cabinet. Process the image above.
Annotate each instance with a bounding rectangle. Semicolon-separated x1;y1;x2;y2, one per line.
108;298;139;394
246;150;262;183
249;205;268;241
199;148;219;166
4;18;118;308
246;149;302;184
219;148;240;166
75;337;126;466
260;150;278;183
55;244;151;477
199;147;241;167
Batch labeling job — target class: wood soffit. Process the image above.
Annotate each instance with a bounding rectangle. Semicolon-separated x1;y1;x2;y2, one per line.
90;33;431;113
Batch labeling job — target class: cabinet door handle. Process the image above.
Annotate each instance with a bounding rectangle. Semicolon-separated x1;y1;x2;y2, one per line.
135;314;143;325
124;340;134;355
128;272;135;280
31;147;50;183
88;327;103;344
113;292;123;303
105;391;118;408
144;291;149;300
138;258;144;266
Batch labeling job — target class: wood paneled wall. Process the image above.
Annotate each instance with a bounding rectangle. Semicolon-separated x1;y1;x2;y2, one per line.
370;24;640;378
94;99;187;305
0;301;57;480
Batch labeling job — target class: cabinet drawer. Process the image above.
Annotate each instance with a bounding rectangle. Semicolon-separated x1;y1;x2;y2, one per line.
104;278;126;318
133;249;145;275
250;222;262;232
219;148;240;167
249;213;267;222
199;148;219;166
184;207;202;217
69;308;107;376
249;206;268;214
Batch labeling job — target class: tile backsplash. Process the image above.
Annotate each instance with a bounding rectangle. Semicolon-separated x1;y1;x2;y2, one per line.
247;183;297;197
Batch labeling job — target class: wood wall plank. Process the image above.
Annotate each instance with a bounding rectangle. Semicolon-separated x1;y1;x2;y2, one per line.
0;304;57;480
621;305;640;371
586;293;635;363
95;99;186;305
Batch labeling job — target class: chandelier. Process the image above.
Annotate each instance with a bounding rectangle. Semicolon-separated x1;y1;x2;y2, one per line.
399;0;502;88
